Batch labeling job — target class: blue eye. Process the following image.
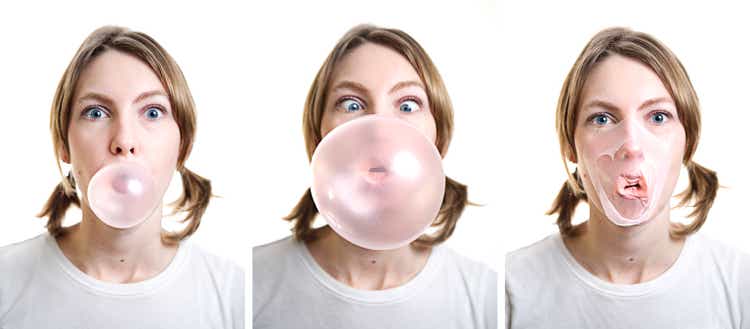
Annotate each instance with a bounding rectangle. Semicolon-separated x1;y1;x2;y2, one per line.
399;100;420;113
340;99;364;113
145;107;163;120
83;106;108;120
650;112;669;125
592;114;610;126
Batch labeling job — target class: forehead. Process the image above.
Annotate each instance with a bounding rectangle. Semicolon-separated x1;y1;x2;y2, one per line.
580;54;673;110
74;49;166;99
330;42;422;91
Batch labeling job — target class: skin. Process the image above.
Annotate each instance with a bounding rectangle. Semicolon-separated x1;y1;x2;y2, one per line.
56;50;181;283
308;42;437;290
564;54;687;284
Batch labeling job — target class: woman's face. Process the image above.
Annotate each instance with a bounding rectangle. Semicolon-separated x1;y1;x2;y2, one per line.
573;54;686;226
64;50;180;217
320;42;437;144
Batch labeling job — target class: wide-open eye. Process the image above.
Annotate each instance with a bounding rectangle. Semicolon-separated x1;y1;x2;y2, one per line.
338;98;365;113
648;111;671;125
82;106;110;120
399;99;421;113
144;106;165;120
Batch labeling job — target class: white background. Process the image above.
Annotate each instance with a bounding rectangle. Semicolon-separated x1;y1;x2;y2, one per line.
1;0;749;324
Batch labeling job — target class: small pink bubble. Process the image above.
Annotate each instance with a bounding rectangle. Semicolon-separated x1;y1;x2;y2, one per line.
87;162;159;229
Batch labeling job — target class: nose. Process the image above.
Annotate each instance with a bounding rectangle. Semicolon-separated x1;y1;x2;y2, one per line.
369;99;400;118
614;140;644;161
614;121;644;161
109;119;138;157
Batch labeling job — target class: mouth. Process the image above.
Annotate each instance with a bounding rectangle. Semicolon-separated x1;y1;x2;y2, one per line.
364;165;389;184
369;166;387;173
615;173;648;201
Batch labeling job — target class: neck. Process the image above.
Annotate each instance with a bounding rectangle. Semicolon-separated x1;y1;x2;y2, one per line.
306;226;431;290
56;204;177;283
564;204;685;284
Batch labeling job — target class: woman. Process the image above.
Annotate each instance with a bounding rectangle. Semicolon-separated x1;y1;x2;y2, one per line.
0;26;243;328
506;27;750;328
253;24;497;329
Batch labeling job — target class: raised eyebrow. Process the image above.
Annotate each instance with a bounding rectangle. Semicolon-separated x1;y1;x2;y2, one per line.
331;80;369;95
389;80;425;94
76;90;168;107
638;97;675;111
76;92;114;107
583;99;620;113
133;90;169;104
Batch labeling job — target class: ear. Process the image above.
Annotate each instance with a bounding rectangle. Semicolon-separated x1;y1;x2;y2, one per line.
60;146;70;164
566;149;577;164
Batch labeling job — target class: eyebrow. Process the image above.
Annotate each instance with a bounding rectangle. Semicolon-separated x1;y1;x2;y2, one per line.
583;97;675;112
331;81;368;95
76;92;112;106
76;90;168;106
134;90;169;103
389;80;424;94
637;97;674;110
331;79;425;97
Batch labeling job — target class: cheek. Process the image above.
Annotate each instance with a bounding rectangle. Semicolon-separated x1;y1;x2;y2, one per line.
577;129;615;157
424;117;437;145
411;110;437;145
66;122;107;190
155;123;181;167
143;122;181;191
663;131;687;192
319;111;350;139
576;160;605;207
67;121;102;157
571;134;601;200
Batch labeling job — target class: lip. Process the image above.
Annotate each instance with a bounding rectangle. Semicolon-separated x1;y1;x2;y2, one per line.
615;173;648;200
363;164;389;185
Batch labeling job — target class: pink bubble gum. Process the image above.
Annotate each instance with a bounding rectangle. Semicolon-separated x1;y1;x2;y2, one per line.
87;162;160;229
311;116;445;250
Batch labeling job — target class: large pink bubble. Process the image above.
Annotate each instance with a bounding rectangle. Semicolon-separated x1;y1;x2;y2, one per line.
311;116;445;250
87;162;160;229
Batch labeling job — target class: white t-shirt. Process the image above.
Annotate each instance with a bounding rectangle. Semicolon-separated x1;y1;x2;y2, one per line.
0;233;244;329
253;236;497;329
506;233;750;329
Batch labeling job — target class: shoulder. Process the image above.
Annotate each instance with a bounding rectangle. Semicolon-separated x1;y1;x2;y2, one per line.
183;241;245;291
687;234;750;281
251;236;317;322
0;234;50;317
0;234;49;280
682;234;750;321
252;236;298;269
506;234;563;279
252;236;301;292
252;236;304;292
439;246;497;286
183;241;245;323
433;246;498;328
435;246;498;306
689;234;748;259
505;233;570;299
0;234;47;265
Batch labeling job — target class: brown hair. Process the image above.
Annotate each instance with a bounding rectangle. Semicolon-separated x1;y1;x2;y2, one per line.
39;26;211;245
285;24;469;246
549;27;718;237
